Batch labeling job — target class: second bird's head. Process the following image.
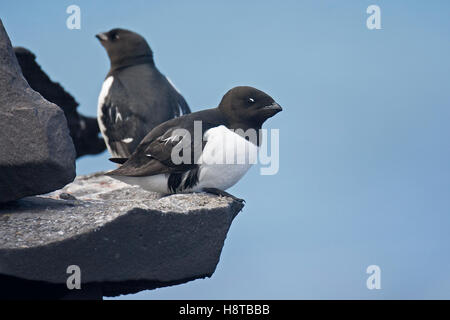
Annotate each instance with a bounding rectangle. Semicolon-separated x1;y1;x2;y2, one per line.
96;28;153;67
219;86;282;129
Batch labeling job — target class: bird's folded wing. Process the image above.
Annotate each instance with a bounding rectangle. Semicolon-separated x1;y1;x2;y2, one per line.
108;126;204;177
175;91;191;116
165;76;191;116
100;79;149;157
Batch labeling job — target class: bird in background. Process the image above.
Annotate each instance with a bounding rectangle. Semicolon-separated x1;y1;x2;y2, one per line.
106;86;282;202
96;28;191;159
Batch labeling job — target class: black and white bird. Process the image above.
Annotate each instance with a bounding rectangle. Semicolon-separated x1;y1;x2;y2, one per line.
96;28;191;158
105;86;282;201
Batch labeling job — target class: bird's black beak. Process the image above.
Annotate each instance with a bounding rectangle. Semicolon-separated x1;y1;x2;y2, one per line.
262;102;282;112
95;32;109;42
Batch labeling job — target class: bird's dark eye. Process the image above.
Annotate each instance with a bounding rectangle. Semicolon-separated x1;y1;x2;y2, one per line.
247;98;255;104
111;33;120;40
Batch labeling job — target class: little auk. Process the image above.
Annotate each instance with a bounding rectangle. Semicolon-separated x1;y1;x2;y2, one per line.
106;86;282;202
96;28;191;158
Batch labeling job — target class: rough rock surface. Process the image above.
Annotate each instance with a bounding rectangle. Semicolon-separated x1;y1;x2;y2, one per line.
0;172;244;298
14;47;106;158
0;19;76;203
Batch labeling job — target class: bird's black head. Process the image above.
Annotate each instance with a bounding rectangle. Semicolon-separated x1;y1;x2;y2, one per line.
95;28;154;69
218;86;282;130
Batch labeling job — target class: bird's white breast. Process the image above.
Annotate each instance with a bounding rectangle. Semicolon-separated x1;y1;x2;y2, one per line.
193;125;258;191
97;76;114;153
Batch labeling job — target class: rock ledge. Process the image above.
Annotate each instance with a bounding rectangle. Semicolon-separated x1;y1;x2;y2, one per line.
0;172;244;298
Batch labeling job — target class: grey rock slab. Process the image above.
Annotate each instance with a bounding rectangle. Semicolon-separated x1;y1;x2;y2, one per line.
0;172;244;297
0;19;76;203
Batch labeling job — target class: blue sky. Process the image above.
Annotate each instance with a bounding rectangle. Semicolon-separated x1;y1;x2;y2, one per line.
1;1;450;299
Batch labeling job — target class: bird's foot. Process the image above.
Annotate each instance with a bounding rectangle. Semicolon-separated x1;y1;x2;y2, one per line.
202;188;245;204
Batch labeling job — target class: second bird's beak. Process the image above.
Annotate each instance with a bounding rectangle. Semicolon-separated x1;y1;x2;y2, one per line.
262;102;282;112
95;32;109;42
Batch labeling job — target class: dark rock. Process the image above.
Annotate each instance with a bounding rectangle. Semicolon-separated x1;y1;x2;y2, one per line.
59;192;77;201
0;19;76;203
14;47;106;158
0;172;244;298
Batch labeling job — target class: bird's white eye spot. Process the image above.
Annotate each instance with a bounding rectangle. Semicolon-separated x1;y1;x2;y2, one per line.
248;98;255;103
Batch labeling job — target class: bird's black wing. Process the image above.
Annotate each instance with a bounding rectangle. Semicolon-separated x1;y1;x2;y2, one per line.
165;76;191;116
99;77;149;157
176;92;191;115
107;127;199;177
106;109;223;177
